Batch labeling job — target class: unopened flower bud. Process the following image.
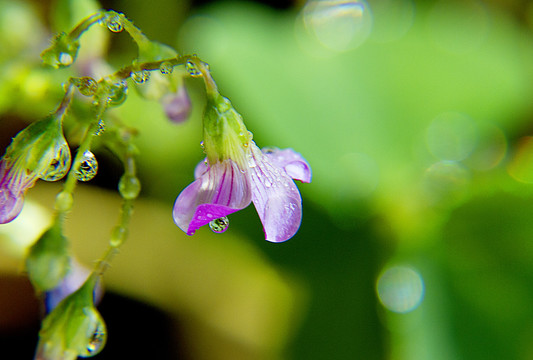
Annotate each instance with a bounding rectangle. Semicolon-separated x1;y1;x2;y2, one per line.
162;84;192;123
26;224;70;292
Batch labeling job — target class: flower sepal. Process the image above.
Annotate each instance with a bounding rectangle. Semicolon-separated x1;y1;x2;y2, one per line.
203;94;251;168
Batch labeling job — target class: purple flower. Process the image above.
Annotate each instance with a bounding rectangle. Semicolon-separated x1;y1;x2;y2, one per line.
173;142;311;242
172;63;311;242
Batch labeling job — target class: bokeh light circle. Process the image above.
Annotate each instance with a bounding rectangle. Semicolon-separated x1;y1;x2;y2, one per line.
426;112;478;161
376;265;425;313
301;0;373;53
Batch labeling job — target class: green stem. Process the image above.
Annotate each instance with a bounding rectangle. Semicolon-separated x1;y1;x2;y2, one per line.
68;11;107;42
55;97;108;222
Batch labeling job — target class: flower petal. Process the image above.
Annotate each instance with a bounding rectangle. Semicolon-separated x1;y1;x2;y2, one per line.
250;144;303;242
173;159;252;235
0;188;24;224
263;147;312;183
0;161;25;224
194;159;209;179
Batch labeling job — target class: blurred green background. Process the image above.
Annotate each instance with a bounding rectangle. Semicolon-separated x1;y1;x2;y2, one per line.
2;0;533;359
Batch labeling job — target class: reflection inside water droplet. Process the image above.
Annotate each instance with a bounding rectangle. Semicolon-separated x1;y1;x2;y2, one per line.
84;315;107;356
186;60;202;77
95;119;105;136
105;14;123;33
106;81;128;106
159;61;173;75
131;70;150;84
40;143;71;182
59;52;73;66
75;150;98;182
209;216;229;233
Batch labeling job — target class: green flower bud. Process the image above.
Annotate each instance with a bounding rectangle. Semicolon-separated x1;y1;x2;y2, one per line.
26;223;70;292
5;114;71;185
35;276;107;359
41;32;80;68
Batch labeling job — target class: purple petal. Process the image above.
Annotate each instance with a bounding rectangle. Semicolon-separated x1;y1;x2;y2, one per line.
173;159;252;235
250;144;303;242
0;187;24;224
0;161;25;224
263;148;312;183
194;159;209;179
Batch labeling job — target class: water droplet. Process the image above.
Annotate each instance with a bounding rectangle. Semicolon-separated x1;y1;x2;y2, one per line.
110;225;127;247
107;80;128;106
186;60;202;77
40;143;72;181
85;319;107;355
247;154;257;168
105;13;123;32
95;119;105;136
54;191;73;212
75;150;98;182
209;216;229;233
159;61;174;75
59;52;73;66
200;141;205;150
131;70;150;84
74;77;98;96
118;174;141;200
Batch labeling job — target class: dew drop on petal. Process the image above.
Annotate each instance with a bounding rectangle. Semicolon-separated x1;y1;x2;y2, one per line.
40;143;72;182
131;70;150;84
159;61;174;75
105;14;123;32
209;216;229;233
186;60;202;77
75;150;98;182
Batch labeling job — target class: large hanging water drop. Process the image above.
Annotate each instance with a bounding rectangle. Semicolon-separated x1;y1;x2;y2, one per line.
131;70;150;84
81;313;107;357
75;150;98;182
209;217;229;233
40;143;72;181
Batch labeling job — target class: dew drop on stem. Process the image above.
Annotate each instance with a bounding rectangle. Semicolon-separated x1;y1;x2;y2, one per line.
75;150;98;182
